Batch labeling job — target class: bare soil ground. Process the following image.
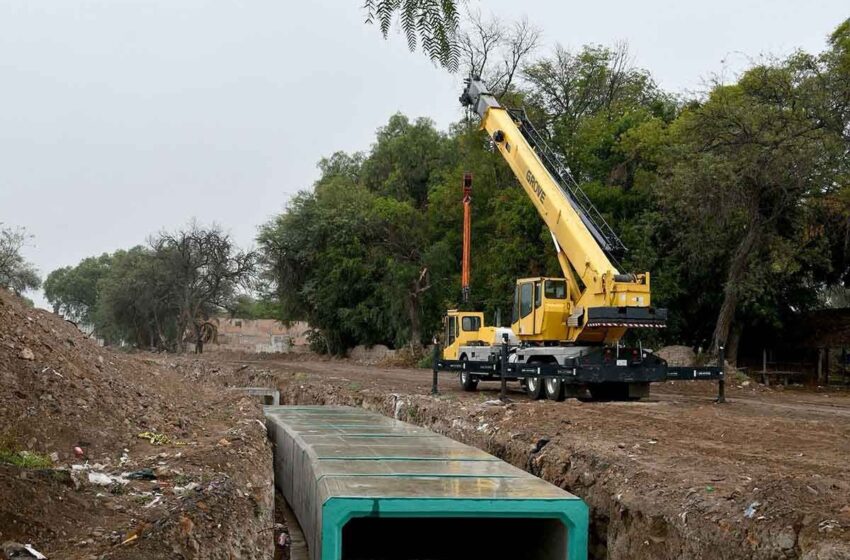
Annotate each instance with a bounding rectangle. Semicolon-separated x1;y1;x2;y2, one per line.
178;353;850;560
3;285;847;560
0;291;276;559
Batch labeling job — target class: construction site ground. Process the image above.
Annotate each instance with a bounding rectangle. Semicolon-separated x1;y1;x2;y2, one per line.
1;285;848;560
181;353;850;560
0;291;278;560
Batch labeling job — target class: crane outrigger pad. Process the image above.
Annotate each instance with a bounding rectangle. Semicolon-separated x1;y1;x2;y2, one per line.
266;406;588;560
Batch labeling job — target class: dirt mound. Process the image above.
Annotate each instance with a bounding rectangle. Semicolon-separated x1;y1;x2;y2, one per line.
0;290;275;559
656;345;696;366
0;290;183;462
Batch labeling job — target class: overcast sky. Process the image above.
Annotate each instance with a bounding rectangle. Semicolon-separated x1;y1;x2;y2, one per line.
1;0;847;308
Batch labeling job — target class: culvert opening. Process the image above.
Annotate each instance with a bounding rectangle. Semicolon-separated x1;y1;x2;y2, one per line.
341;516;568;560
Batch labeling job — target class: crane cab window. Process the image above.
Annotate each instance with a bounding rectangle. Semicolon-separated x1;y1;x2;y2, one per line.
461;316;481;331
520;282;533;318
446;316;458;345
544;280;567;299
534;281;542;308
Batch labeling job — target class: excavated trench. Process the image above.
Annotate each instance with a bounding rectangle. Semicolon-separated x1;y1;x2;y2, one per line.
272;380;785;560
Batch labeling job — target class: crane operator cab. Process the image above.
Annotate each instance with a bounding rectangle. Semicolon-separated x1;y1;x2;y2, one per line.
512;277;571;341
442;310;492;360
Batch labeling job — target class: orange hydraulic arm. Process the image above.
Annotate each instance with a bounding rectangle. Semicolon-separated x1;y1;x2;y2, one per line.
461;172;472;303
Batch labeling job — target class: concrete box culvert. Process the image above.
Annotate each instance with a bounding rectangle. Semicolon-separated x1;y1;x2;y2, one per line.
265;405;588;560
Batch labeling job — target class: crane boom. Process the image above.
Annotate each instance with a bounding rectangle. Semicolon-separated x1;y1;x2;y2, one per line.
461;172;472;302
460;78;664;343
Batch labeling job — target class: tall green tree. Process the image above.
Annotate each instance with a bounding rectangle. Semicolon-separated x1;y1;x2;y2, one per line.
43;253;112;324
94;247;171;347
50;223;256;351
656;49;849;355
0;225;40;296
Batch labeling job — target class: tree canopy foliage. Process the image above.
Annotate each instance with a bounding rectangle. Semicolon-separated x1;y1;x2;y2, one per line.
51;18;850;361
364;0;460;69
259;19;849;359
45;223;256;351
0;225;40;296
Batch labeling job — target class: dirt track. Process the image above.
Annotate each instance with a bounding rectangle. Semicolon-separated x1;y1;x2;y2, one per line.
191;353;850;560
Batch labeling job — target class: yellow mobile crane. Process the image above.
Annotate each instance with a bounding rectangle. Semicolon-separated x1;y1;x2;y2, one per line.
438;79;723;401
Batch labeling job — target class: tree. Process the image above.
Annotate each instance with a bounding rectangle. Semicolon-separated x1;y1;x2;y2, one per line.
364;0;460;69
658;53;848;355
226;294;281;320
43;253;112;324
151;223;256;353
0;225;40;295
458;12;540;97
46;222;257;351
94;247;172;348
522;43;671;180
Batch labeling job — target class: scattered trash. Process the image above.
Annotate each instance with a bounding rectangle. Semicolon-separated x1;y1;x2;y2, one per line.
73;446;84;459
277;532;288;547
23;545;46;560
143;496;162;508
49;452;59;463
174;482;199;495
19;347;35;360
87;472;113;486
138;431;170;445
124;468;156;480
217;438;231;447
705;485;715;493
818;519;840;533
87;472;128;486
120;534;138;546
1;542;47;559
482;399;504;407
744;501;760;518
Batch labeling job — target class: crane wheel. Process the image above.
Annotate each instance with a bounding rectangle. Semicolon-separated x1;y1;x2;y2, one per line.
458;355;478;392
526;376;545;400
544;377;566;401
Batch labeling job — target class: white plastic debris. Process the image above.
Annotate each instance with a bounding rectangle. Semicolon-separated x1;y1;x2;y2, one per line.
144;496;162;508
87;472;128;486
174;482;199;495
24;544;47;559
744;501;760;519
87;472;113;485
